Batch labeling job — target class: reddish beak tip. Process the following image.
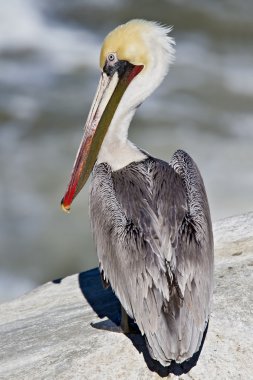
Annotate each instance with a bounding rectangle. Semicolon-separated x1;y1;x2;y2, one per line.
61;198;71;214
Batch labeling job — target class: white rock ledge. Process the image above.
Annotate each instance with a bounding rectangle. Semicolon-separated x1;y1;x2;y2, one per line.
0;212;253;380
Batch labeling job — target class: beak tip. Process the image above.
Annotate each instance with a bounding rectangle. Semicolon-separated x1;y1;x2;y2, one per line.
61;198;71;214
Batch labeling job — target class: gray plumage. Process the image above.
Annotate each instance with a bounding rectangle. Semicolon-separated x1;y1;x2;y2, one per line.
90;149;213;366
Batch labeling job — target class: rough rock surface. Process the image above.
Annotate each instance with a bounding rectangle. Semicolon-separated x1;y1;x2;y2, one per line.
0;213;253;379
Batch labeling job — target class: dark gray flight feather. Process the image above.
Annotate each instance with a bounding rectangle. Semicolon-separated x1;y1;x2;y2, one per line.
89;149;213;366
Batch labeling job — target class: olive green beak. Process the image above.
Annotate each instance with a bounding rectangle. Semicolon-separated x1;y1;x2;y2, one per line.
61;64;143;212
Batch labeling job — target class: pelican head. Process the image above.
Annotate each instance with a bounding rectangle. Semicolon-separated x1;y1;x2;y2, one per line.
61;19;175;212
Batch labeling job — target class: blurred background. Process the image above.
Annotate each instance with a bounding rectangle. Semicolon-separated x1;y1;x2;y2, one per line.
0;0;253;302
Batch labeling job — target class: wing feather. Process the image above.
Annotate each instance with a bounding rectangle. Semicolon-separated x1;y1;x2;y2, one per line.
90;150;213;366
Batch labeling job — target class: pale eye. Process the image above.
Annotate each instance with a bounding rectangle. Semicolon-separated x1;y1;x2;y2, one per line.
107;53;116;62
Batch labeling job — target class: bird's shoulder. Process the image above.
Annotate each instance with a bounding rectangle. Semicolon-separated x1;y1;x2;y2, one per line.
91;150;208;234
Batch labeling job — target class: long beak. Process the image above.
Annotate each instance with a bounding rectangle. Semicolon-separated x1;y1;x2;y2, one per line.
61;63;143;212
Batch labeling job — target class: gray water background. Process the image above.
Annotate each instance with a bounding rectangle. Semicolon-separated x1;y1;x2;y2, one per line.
0;0;253;301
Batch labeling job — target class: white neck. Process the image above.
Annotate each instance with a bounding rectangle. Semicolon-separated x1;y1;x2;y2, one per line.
96;106;147;171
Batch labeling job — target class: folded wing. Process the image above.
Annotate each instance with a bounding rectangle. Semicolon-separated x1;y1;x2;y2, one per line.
90;150;213;365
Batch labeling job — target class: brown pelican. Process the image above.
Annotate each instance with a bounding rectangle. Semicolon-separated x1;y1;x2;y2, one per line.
61;19;214;366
